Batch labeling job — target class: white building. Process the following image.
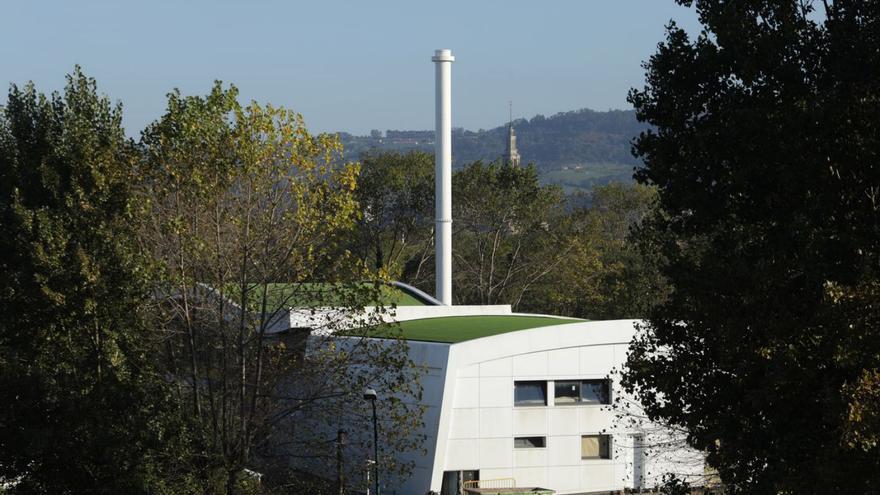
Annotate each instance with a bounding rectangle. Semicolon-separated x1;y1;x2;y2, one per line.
319;290;703;495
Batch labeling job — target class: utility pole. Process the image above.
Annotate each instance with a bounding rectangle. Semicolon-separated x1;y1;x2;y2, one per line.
336;429;347;495
371;398;379;495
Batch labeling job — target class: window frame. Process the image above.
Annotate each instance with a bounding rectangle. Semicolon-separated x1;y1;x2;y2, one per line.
580;434;612;460
513;380;548;407
513;436;547;449
552;379;611;406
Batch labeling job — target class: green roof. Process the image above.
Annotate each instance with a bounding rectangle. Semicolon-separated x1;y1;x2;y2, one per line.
371;315;584;343
221;282;428;310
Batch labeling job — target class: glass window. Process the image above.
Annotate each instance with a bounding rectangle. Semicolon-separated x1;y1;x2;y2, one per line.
581;380;610;404
553;379;611;405
514;381;547;406
581;434;611;459
514;436;546;448
554;380;580;404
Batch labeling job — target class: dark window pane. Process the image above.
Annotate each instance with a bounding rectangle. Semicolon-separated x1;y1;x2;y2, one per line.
581;379;610;404
554;381;579;404
514;381;546;406
514;436;546;448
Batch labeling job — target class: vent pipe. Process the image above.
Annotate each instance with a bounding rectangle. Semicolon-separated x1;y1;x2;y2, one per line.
432;49;454;305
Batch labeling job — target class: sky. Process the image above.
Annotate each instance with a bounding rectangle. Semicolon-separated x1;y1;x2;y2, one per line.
1;1;701;137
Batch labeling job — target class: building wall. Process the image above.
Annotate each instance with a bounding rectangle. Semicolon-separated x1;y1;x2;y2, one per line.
440;333;630;492
384;319;705;494
425;319;704;494
393;341;450;495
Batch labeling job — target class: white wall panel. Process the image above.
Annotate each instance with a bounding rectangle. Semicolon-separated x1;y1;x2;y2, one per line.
479;407;512;438
579;345;615;375
581;463;617;492
445;439;478;470
512;351;548;376
549;407;579;436
578;407;613;433
479;357;512;377
454;377;479;408
548;434;580;466
513;448;548;468
547;347;580;376
548;465;581;492
479;377;511;408
449;408;479;439
458;363;479;378
479;438;512;468
512;408;548;435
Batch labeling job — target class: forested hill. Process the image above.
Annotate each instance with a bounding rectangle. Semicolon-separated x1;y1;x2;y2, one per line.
336;108;647;192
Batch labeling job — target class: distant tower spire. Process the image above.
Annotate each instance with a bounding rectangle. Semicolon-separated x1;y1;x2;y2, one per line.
503;101;521;167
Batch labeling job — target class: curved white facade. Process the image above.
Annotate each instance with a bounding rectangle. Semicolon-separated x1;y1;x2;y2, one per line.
393;318;704;495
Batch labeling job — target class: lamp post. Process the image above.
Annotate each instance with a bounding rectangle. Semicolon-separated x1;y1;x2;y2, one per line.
336;429;347;495
363;388;379;495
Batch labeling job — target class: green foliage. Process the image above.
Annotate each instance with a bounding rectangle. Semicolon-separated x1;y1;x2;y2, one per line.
0;68;190;493
533;182;665;319
451;161;570;308
349;154;661;318
140;84;425;493
624;1;880;492
352;151;434;278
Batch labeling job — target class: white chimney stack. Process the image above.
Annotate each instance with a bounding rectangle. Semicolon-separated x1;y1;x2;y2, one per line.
432;49;454;305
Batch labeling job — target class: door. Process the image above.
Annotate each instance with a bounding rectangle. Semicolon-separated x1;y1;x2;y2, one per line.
440;470;480;495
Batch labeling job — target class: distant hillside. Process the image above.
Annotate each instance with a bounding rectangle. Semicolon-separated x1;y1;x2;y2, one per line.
336;108;647;193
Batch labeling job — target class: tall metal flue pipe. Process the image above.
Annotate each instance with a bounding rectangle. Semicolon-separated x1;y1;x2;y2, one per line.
432;49;454;305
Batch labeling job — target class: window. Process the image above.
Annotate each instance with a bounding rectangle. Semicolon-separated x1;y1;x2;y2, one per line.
554;379;610;405
581;434;611;459
514;436;546;448
514;381;547;406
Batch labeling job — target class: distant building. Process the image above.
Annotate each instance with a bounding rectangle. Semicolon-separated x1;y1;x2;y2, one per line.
502;110;521;167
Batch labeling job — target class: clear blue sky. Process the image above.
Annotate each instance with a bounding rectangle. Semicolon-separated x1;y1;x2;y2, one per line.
1;1;700;136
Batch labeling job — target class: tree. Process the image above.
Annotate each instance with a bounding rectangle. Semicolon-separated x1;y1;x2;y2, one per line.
532;183;666;319
0;69;189;493
140;83;424;494
609;370;716;490
452;161;571;309
351;151;434;283
623;1;880;492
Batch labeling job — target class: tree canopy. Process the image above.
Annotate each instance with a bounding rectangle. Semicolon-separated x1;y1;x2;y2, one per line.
0;68;188;493
623;1;880;492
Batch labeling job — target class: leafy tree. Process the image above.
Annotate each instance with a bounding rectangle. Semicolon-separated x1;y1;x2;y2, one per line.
623;1;880;492
452;161;571;309
140;84;424;494
352;151;434;282
534;183;665;319
0;69;189;493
